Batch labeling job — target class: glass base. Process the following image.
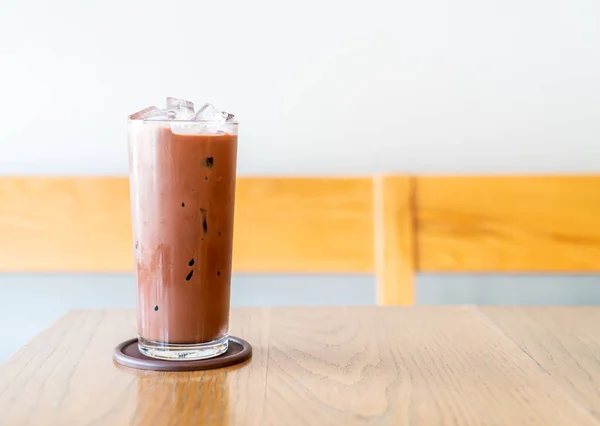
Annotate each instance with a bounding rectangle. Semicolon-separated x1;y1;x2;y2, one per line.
138;335;229;361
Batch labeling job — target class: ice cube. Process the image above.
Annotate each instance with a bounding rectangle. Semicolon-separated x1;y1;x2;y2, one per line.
166;97;195;119
142;109;178;120
170;122;236;135
171;110;236;134
170;122;208;135
194;103;236;123
136;97;195;121
130;100;235;132
166;97;194;110
129;106;158;120
194;103;224;122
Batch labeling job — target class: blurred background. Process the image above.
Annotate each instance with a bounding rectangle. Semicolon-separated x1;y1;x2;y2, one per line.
1;0;599;362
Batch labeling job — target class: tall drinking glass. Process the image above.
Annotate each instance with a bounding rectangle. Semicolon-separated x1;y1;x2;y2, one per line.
127;117;238;360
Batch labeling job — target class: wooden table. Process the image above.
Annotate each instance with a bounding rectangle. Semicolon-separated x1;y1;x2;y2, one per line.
1;307;600;425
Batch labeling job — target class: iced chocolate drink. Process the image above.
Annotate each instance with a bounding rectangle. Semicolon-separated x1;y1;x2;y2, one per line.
128;98;238;360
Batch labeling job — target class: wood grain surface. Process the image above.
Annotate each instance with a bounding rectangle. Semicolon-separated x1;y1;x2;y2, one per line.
416;176;600;272
2;307;600;425
3;175;600;278
0;177;133;272
373;175;415;305
234;177;374;273
479;307;600;421
0;177;373;273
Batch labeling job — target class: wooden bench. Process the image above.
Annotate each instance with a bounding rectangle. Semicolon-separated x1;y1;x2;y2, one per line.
2;175;600;305
375;175;600;305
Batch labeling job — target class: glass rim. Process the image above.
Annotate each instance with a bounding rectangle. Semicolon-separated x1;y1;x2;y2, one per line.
128;119;239;125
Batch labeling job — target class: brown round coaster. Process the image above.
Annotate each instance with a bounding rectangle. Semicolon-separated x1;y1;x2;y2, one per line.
113;336;252;371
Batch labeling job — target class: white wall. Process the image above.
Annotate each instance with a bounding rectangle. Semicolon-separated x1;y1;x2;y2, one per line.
1;0;599;175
